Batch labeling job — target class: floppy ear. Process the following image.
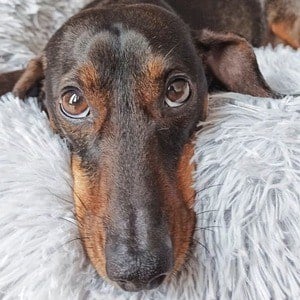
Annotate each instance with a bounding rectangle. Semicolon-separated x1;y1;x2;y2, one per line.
0;70;25;97
193;29;277;98
0;55;45;99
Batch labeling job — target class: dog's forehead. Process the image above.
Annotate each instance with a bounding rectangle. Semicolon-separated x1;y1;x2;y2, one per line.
75;24;157;69
44;4;202;104
75;26;166;102
47;5;194;67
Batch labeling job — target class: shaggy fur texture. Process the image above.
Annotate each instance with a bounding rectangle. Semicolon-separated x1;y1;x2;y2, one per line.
0;1;300;299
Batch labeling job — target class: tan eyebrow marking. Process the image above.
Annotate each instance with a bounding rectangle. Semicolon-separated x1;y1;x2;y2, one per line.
79;62;100;91
136;55;166;108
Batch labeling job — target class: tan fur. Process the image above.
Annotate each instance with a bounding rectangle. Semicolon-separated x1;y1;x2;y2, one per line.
267;0;300;49
168;139;197;273
156;167;195;275
177;141;196;208
79;63;101;92
136;55;166;110
71;155;109;278
146;55;165;81
78;63;109;128
270;21;300;49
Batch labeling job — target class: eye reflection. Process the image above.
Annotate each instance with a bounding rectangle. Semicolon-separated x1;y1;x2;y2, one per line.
165;78;191;108
60;89;90;119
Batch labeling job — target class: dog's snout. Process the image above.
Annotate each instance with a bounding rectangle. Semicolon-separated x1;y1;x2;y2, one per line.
106;243;173;292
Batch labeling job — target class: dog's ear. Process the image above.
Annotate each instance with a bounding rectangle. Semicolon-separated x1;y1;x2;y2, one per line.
0;55;45;99
13;55;45;99
0;70;25;97
193;29;276;97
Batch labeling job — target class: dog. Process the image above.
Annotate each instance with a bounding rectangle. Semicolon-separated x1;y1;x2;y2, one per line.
0;0;299;293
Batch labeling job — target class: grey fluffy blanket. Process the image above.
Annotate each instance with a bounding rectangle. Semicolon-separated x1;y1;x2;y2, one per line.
0;1;300;299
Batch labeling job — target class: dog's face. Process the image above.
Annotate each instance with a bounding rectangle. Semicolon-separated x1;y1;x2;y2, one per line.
10;3;274;292
44;6;204;291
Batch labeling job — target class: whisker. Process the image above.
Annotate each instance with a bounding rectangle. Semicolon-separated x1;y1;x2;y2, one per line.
195;184;224;194
50;236;91;258
64;237;83;245
45;188;73;205
193;238;210;255
195;227;214;233
186;184;224;205
51;237;82;255
63;178;88;212
195;225;221;230
45;189;79;221
58;216;78;227
157;127;170;132
195;209;219;216
164;43;180;61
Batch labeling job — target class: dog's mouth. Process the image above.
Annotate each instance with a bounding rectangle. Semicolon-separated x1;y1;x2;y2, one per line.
109;272;169;292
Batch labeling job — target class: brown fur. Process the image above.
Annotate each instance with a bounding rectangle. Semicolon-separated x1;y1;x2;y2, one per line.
13;56;44;99
0;70;25;96
195;30;276;97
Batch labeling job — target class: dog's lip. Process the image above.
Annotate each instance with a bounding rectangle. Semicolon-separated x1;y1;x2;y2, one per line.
114;273;167;292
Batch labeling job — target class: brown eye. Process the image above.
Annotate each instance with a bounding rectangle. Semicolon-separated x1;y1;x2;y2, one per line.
60;90;90;119
165;78;191;107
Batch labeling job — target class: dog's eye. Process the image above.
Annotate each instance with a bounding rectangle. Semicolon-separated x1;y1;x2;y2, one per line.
165;78;191;107
60;90;90;119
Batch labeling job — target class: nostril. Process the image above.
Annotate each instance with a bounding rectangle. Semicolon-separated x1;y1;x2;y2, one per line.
147;273;167;290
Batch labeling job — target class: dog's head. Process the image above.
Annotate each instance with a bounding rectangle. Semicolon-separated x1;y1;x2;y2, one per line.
10;4;274;292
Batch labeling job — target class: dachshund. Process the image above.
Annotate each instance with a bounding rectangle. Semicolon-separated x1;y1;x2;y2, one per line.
0;0;298;293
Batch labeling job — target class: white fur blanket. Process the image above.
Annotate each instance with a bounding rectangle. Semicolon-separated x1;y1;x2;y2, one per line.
0;1;300;299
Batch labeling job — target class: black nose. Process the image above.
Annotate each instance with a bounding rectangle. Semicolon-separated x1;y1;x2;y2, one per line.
106;244;173;292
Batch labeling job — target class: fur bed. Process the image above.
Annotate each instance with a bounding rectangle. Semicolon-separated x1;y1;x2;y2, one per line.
0;1;300;299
